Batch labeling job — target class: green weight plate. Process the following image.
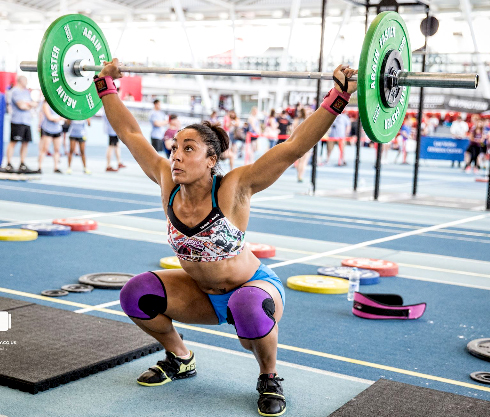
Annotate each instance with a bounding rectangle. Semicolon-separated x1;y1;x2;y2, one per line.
37;14;112;120
358;12;411;144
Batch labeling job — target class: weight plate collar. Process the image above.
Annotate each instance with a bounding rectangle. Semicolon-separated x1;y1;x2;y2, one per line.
358;11;411;144
37;14;111;120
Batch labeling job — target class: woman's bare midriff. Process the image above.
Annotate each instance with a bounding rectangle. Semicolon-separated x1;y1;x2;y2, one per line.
179;248;261;295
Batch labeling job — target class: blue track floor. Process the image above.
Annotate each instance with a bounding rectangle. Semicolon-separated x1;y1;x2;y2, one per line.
1;147;490;416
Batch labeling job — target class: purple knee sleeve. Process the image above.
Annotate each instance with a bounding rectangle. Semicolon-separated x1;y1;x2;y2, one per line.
119;271;167;320
226;286;276;339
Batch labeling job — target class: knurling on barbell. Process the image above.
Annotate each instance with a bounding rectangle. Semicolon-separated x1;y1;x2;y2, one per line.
20;12;478;144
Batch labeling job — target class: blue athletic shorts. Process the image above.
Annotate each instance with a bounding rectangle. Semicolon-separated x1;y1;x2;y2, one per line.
207;264;285;325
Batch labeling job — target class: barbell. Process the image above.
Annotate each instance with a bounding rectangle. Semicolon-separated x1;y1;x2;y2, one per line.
19;12;478;144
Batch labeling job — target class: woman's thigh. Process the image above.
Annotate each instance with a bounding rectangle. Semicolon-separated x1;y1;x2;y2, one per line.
153;269;219;325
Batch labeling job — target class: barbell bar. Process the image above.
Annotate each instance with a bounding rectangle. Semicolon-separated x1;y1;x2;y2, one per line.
19;12;480;143
19;61;478;90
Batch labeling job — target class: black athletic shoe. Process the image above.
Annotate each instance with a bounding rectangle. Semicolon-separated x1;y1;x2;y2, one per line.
256;373;286;416
3;163;15;173
18;163;36;174
137;351;196;387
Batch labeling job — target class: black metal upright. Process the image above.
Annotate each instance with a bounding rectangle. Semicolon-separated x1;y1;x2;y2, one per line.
311;0;328;194
413;7;430;196
353;1;370;191
486;164;490;210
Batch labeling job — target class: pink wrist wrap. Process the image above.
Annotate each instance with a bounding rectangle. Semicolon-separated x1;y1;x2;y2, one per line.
321;88;351;115
93;76;117;98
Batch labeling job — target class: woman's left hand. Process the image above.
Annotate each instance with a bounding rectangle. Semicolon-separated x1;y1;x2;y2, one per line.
333;64;358;94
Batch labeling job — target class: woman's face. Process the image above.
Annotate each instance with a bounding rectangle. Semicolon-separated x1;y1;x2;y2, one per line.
170;129;216;184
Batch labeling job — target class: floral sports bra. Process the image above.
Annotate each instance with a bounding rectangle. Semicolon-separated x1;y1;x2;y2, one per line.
167;176;246;262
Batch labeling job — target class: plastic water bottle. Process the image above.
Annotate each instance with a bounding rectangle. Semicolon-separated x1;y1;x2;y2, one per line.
347;267;360;301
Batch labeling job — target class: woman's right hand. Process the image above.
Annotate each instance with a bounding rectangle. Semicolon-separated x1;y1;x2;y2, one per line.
98;58;123;79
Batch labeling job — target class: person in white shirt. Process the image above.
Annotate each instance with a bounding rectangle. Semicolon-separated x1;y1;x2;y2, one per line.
450;115;469;168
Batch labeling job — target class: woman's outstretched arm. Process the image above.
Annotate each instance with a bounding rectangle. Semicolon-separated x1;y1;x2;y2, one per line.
236;64;357;195
97;59;169;185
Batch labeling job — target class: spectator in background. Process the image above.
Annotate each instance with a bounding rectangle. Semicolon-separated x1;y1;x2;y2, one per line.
209;110;219;124
37;101;64;174
105;114;126;172
66;119;91;175
450;115;469;168
276;110;291;146
163;115;181;158
0;76;37;174
149;99;168;153
310;98;317;111
427;113;440;135
61;120;70;155
292;108;309;182
394;116;412;164
481;118;490;170
325;111;350;166
465;118;484;174
227;110;241;155
263;109;279;148
247;107;261;152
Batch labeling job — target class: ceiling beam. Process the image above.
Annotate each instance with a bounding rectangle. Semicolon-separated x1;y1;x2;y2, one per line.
199;0;233;9
0;0;44;12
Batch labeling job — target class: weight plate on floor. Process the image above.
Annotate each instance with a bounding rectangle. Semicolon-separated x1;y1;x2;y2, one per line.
247;243;276;258
41;289;69;297
61;284;94;293
317;266;380;285
79;272;134;289
0;228;38;241
467;338;490;362
341;258;399;277
38;14;111;120
21;223;71;236
286;275;349;294
470;372;490;385
52;218;98;231
358;11;411;144
160;256;182;269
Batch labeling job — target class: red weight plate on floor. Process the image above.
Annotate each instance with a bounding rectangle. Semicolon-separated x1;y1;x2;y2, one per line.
475;178;489;183
247;243;276;258
341;258;399;277
52;219;98;231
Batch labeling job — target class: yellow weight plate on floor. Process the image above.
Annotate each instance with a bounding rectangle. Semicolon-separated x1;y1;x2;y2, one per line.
159;256;182;269
0;229;38;241
287;275;349;294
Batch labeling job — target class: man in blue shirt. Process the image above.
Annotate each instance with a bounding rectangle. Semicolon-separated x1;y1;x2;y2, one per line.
1;76;37;173
149;100;168;152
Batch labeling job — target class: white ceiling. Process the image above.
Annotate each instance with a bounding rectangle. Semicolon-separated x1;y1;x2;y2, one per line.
1;0;490;25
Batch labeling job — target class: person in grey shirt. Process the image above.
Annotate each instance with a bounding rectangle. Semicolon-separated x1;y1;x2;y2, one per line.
1;76;37;173
37;101;64;174
149;99;168;152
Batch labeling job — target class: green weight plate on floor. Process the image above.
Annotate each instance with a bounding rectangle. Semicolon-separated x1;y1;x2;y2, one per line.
358;11;411;144
37;14;112;120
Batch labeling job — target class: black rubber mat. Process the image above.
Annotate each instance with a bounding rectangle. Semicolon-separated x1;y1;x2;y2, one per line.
328;379;490;417
0;296;163;394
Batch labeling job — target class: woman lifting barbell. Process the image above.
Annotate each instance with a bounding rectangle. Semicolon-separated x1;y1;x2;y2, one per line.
94;58;357;417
